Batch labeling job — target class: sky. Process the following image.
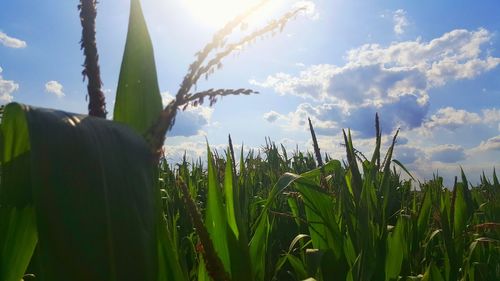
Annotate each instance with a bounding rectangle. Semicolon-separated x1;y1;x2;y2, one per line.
1;0;499;185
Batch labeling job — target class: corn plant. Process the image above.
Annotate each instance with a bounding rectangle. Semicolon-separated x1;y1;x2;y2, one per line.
0;0;306;280
1;0;499;281
154;117;499;281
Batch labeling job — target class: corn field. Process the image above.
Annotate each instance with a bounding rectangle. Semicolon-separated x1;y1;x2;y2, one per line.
152;128;500;281
0;0;499;280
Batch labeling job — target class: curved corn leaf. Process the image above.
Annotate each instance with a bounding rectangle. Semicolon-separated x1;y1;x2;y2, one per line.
114;0;162;135
0;104;37;281
225;151;239;239
1;103;159;281
203;146;231;276
0;206;37;281
0;103;32;207
385;216;404;281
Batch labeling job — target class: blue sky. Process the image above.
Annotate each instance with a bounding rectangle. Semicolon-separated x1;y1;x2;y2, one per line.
1;0;499;185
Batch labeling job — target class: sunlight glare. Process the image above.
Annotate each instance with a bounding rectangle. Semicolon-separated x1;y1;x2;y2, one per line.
183;0;286;28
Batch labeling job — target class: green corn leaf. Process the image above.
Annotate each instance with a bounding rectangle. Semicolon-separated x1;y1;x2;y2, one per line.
156;201;187;281
114;0;162;135
287;197;301;227
452;182;471;237
197;255;210;281
294;182;341;253
249;172;304;281
343;129;362;203
205;146;231;274
380;131;398;222
300;160;342;179
0;103;32;207
0;103;38;281
493;168;499;187
422;263;444;281
227;226;252;281
249;213;269;281
224;151;239;239
370;113;382;168
286;254;309;280
293;180;348;280
392;159;416;181
224;151;252;281
417;189;432;242
0;207;37;281
385;216;404;281
1;103;159;281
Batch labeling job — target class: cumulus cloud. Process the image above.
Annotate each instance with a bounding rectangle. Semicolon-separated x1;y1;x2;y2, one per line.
424;107;481;130
0;66;19;103
268;95;427;138
45;81;65;98
263;110;282;122
422;107;500;132
251;64;334;101
428;144;466;163
252;28;500;137
161;91;213;137
0;31;27;48
267;103;339;135
164;141;207;161
474;135;500;152
163;141;257;164
393;9;408;35
483;108;500;124
345;29;499;86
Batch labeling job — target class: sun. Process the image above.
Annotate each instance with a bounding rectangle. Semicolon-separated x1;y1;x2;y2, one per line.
183;0;285;28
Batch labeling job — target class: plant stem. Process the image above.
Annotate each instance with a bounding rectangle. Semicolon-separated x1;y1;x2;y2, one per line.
178;178;232;281
79;0;107;118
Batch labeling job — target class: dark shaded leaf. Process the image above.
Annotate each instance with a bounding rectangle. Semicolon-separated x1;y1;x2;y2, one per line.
2;103;158;281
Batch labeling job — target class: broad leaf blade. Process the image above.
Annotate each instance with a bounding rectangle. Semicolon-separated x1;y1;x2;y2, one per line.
114;0;162;135
23;105;158;281
224;151;239;238
0;103;32;206
0;207;37;281
385;216;404;281
205;146;231;274
0;103;38;281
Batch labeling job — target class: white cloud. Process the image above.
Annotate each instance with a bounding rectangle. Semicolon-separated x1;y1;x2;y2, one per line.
251;64;335;101
161;91;213;137
393;9;408;35
252;28;500;137
270;95;427;138
266;103;339;135
482;108;500;124
422;107;500;132
163;140;258;164
263;110;282;122
0;31;27;48
0;66;19;103
474;135;500;152
345;28;499;86
45;80;65;98
163;141;207;161
423;107;481;131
